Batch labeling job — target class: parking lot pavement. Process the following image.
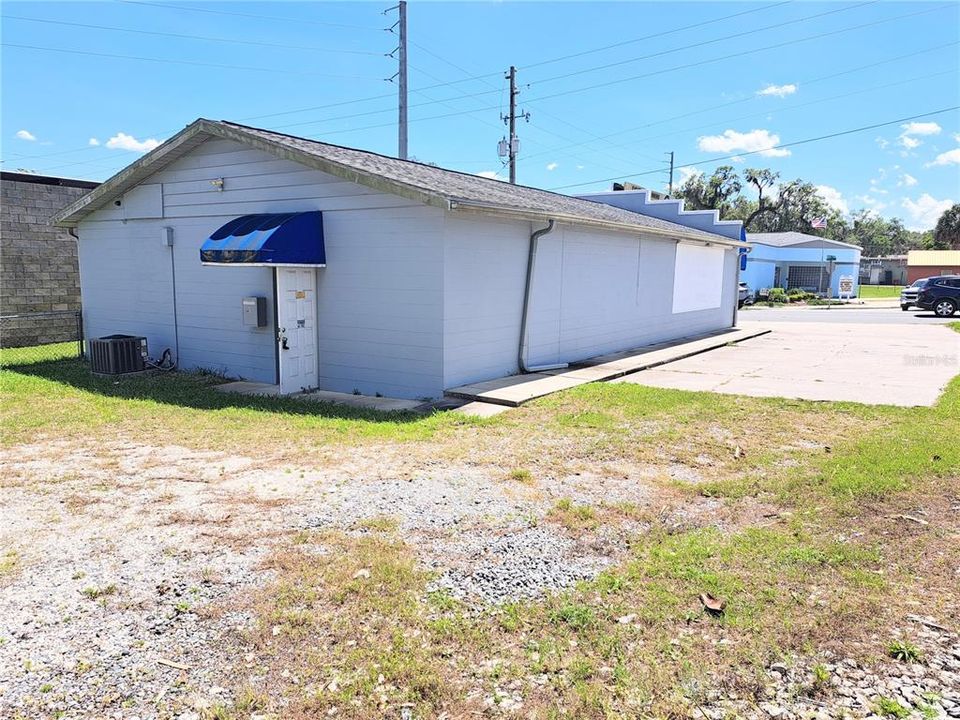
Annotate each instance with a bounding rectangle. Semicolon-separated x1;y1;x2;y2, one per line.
738;305;956;325
613;320;960;407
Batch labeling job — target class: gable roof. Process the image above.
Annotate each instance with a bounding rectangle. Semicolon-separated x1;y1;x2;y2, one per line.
746;231;861;251
52;119;742;245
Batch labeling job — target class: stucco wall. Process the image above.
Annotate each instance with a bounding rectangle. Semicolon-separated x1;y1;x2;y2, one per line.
1;173;97;346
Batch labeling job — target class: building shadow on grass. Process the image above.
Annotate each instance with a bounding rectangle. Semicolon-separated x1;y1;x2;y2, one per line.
3;357;435;424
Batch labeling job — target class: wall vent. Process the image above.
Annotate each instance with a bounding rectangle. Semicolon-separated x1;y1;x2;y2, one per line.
89;334;148;375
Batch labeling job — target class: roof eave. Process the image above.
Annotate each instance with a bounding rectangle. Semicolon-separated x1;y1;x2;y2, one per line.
52;119;213;227
53;119;454;227
450;199;746;247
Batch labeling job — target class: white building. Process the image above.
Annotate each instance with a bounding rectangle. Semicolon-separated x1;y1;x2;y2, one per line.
53;119;746;400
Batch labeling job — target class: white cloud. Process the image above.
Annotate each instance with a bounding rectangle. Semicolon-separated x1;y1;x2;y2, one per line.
105;132;161;153
88;138;100;146
875;137;890;150
926;148;960;168
16;130;37;141
901;122;941;137
897;122;941;152
476;170;505;181
576;164;584;170
697;129;790;157
897;173;918;187
901;193;953;231
816;185;848;215
678;166;703;186
757;83;797;98
546;162;558;171
855;194;887;212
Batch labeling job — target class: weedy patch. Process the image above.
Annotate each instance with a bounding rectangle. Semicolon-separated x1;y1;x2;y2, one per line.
80;584;117;600
548;497;598;531
875;696;911;718
887;639;922;663
0;550;18;578
506;467;534;484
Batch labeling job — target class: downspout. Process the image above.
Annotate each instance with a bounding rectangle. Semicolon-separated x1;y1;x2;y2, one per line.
162;227;181;367
68;228;84;357
518;219;568;373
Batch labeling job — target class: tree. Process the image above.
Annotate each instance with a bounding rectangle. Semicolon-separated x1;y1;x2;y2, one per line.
675;166;742;218
931;203;960;249
841;211;910;256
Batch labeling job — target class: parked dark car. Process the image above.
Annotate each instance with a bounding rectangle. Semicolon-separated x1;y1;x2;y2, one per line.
915;275;960;317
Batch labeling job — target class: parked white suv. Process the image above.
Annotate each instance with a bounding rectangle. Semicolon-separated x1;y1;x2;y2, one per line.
900;279;925;311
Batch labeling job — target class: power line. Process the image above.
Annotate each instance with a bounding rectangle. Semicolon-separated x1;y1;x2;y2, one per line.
573;68;957;159
116;0;383;32
527;1;879;85
520;40;959;162
522;1;792;70
547;106;960;191
522;3;952;105
2;15;385;55
6;3;948;172
0;43;383;79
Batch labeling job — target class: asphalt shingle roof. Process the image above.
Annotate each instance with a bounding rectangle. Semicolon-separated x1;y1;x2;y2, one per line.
746;231;861;250
55;119;741;244
224;121;730;242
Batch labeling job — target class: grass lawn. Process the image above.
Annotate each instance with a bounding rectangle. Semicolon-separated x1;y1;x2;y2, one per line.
2;329;958;719
858;285;904;298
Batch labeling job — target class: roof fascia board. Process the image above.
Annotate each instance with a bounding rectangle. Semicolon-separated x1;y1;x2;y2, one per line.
449;200;746;247
53;119;452;226
52;121;208;226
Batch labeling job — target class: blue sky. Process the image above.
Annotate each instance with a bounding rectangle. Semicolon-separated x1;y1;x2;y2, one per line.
3;1;958;230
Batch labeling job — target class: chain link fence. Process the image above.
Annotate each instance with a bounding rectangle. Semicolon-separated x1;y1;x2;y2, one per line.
0;310;84;366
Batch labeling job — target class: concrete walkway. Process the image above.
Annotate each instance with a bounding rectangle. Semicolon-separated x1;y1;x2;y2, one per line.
445;327;770;407
614;320;959;407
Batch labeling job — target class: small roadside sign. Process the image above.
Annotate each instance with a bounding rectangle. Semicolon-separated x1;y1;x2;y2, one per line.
839;275;854;300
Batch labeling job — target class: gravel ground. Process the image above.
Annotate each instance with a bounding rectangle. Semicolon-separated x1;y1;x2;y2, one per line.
696;616;960;719
0;439;668;717
2;438;956;719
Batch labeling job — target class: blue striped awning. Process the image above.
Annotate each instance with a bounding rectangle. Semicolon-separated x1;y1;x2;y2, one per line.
200;211;325;265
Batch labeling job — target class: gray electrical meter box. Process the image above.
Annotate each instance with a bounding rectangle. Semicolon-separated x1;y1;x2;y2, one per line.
242;296;267;327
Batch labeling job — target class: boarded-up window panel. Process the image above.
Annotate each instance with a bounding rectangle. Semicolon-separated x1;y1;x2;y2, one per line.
672;243;725;314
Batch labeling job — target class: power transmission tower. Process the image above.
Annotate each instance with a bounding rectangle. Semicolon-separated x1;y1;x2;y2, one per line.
385;2;408;159
498;66;529;184
665;151;675;197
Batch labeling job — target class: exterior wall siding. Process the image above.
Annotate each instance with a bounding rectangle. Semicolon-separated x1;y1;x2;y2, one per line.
1;174;97;346
73;136;739;399
742;244;861;297
441;214;738;389
76;138;444;396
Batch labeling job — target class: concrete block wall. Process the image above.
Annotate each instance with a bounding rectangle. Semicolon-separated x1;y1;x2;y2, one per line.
1;173;98;346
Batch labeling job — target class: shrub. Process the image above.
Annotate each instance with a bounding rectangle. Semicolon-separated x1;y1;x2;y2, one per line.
768;288;788;303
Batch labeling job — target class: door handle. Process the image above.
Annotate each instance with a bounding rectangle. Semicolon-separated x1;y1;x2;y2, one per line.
278;327;289;350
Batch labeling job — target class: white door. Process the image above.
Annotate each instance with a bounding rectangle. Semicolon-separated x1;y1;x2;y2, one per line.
276;267;318;394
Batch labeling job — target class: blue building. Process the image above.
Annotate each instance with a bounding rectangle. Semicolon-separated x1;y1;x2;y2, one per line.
742;232;861;298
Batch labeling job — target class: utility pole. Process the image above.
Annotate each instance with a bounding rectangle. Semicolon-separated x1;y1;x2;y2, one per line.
666;151;675;197
499;66;529;184
385;2;407;159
